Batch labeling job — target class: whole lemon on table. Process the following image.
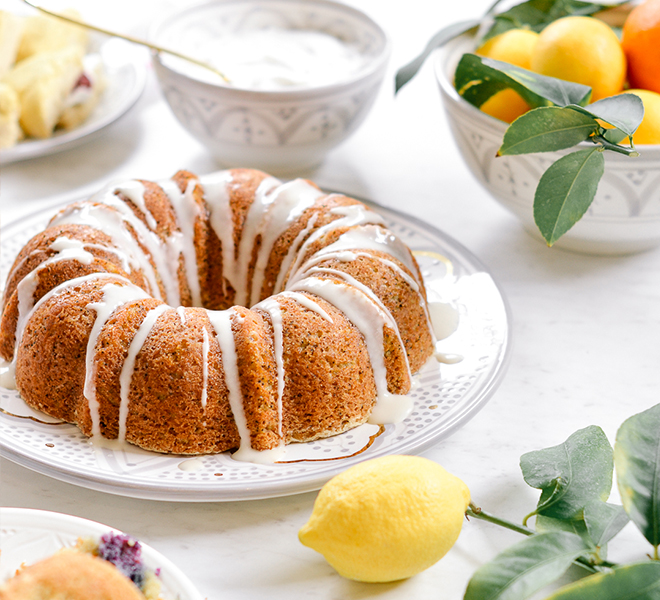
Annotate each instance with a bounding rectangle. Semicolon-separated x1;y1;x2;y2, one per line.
476;29;539;123
530;16;626;102
298;455;470;583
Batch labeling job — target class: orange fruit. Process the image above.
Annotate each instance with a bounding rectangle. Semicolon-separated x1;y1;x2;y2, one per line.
530;16;626;101
622;0;660;94
476;29;539;123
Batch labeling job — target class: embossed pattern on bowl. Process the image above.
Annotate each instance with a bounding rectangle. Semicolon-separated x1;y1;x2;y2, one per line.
150;0;390;175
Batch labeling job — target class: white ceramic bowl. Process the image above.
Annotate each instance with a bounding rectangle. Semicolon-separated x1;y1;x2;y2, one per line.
435;32;660;255
149;0;390;175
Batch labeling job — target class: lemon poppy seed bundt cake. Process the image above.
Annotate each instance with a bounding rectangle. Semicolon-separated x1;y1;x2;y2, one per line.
0;168;435;461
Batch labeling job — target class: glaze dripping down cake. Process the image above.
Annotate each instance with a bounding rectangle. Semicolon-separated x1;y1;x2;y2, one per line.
0;168;435;461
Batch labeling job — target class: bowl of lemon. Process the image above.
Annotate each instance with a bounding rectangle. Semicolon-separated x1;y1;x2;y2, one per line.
429;0;660;255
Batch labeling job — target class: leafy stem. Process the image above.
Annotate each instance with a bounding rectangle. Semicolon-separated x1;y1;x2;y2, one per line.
464;407;660;600
591;133;640;156
467;503;613;576
468;503;535;536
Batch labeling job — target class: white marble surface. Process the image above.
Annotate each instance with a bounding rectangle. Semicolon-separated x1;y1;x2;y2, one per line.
1;0;659;598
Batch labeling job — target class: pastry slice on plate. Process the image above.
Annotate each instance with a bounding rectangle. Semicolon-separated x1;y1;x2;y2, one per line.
3;44;85;138
15;9;88;62
0;11;25;76
58;53;106;131
0;82;22;148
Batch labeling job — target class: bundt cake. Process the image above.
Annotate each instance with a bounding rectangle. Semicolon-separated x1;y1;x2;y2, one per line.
0;168;435;462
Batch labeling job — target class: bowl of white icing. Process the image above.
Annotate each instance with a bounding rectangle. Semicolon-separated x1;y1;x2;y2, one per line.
149;0;390;174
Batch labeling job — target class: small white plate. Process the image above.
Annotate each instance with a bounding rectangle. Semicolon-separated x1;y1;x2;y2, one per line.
0;507;203;600
0;196;511;501
0;37;147;165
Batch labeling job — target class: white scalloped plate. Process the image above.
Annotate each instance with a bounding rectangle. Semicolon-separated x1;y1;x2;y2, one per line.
0;37;147;165
0;507;203;599
0;196;511;501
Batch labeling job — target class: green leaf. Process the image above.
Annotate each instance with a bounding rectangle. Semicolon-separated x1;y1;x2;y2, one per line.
464;531;592;600
521;425;613;521
499;106;598;155
567;94;645;137
583;500;629;548
614;403;660;550
455;54;592;110
535;514;592;544
601;127;630;145
536;501;628;556
533;148;605;246
543;562;660;600
395;0;630;91
394;20;479;93
482;0;626;41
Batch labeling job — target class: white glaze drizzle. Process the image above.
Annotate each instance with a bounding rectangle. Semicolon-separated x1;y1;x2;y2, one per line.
206;309;248;452
48;236;94;263
114;180;158;231
276;291;333;322
178;457;204;471
201;171;280;305
10;238;95;362
5;273;130;388
91;188;182;306
289;275;413;423
50;203;162;300
253;297;286;442
54;238;132;273
160;178;203;306
0;359;15;389
85;281;151;438
248;179;324;307
118;303;169;441
12;240;95;359
176;306;187;324
274;212;319;293
281;204;384;291
301;266;411;373
201;326;209;410
320;225;418;275
9;234;142;369
300;225;420;287
206;308;285;464
291;225;437;346
196;170;233;298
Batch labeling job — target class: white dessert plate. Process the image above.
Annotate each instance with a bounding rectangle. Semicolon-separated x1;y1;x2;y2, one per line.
0;195;511;501
0;507;203;600
0;37;147;165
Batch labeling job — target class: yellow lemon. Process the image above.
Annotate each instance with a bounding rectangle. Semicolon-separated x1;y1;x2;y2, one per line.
476;29;539;123
298;455;470;583
530;16;626;101
476;28;539;70
479;88;533;124
625;89;660;144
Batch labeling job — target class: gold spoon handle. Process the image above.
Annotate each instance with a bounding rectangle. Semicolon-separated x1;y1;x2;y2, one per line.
21;0;230;83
